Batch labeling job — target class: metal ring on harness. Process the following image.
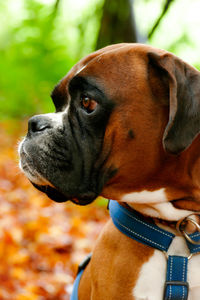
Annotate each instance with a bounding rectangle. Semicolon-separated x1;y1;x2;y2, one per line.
176;213;200;245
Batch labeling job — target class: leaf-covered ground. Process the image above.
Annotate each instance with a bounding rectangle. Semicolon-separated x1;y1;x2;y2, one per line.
0;121;109;300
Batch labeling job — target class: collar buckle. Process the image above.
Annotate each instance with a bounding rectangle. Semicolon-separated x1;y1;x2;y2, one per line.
176;213;200;245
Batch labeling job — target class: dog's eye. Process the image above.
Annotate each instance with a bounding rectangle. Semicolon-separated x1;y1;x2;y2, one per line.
81;96;97;113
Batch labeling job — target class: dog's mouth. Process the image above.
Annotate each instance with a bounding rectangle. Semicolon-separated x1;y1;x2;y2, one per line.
19;139;97;206
19;144;52;187
20;157;96;205
31;183;69;203
31;182;94;205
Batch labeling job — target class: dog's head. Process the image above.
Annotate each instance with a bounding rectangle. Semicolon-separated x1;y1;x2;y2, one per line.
19;43;200;220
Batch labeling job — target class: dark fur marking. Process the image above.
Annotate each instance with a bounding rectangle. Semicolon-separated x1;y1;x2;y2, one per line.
51;84;68;112
128;129;135;139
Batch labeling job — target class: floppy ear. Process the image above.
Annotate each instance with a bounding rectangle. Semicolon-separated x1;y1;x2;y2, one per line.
148;52;200;154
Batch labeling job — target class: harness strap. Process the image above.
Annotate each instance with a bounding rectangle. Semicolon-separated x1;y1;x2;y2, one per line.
186;232;200;253
70;270;84;300
164;255;189;300
70;200;200;300
77;253;92;275
70;254;91;300
108;200;198;300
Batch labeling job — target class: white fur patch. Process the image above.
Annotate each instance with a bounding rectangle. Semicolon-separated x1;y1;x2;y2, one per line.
121;189;167;204
75;64;86;75
133;250;166;300
188;255;200;299
132;202;193;221
121;189;193;221
44;111;66;127
133;237;200;300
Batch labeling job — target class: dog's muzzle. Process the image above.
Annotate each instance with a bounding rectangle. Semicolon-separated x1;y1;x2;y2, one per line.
19;112;98;205
19;113;65;191
19;114;55;182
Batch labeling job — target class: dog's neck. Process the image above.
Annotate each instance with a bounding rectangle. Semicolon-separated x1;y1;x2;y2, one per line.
103;137;200;222
120;139;200;221
120;189;196;221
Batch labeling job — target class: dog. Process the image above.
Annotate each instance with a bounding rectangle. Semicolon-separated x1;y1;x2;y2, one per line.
19;43;200;300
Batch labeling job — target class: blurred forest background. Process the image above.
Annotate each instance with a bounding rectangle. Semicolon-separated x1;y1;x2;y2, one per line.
1;0;200;299
1;0;200;119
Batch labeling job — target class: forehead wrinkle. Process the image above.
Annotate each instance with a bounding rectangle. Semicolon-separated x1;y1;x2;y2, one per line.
73;44;132;79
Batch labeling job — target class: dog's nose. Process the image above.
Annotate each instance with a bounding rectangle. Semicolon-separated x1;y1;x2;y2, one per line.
28;115;52;134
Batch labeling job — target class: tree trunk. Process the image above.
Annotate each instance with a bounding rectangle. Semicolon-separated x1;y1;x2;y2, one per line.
96;0;138;50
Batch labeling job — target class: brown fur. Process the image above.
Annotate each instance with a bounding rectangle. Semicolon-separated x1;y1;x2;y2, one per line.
58;44;200;208
78;220;154;300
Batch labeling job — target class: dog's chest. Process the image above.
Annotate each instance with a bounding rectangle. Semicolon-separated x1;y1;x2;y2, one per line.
133;237;200;300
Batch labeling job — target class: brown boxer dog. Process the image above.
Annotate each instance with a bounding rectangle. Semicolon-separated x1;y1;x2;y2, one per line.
19;44;200;299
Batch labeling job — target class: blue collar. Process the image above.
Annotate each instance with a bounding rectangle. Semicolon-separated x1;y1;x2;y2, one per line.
109;200;200;300
109;200;200;254
109;199;175;252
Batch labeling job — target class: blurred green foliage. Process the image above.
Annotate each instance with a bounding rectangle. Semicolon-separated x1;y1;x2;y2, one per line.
0;0;103;119
134;0;200;69
1;0;200;119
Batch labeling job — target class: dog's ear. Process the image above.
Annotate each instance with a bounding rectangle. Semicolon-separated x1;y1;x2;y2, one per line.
148;52;200;154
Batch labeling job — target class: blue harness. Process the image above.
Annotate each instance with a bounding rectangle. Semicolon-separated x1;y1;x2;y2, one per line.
70;200;200;300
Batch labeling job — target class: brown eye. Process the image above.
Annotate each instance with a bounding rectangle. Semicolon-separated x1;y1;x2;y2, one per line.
81;96;97;113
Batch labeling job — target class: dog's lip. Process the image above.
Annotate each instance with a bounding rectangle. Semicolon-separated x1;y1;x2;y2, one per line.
31;183;68;203
20;151;54;187
71;197;94;206
31;183;94;205
21;150;95;205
